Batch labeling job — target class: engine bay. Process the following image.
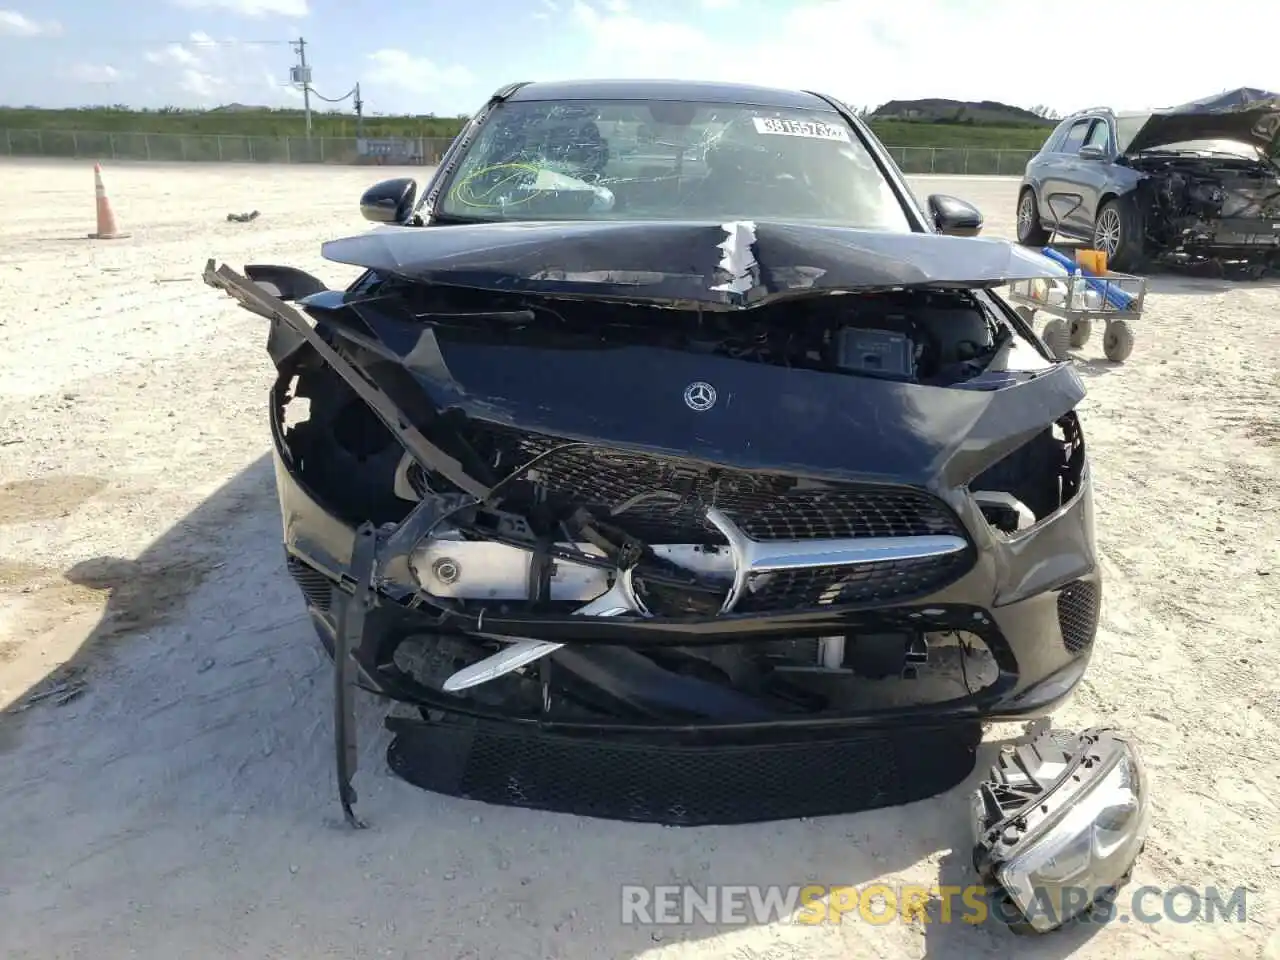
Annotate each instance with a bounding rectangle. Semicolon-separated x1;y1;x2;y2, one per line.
377;278;1018;386
1128;153;1280;254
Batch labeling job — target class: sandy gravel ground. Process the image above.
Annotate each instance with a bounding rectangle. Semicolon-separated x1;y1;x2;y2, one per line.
0;158;1277;960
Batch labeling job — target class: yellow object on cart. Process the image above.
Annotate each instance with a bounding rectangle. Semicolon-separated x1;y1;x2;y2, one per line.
1075;248;1108;275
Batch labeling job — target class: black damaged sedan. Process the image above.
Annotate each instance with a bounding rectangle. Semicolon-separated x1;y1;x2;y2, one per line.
206;79;1149;933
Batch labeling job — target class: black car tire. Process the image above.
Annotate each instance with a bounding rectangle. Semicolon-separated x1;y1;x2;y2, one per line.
1016;188;1051;247
1093;199;1145;273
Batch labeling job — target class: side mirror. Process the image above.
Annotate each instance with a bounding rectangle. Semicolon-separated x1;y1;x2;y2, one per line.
928;194;983;237
360;177;418;223
1078;144;1106;160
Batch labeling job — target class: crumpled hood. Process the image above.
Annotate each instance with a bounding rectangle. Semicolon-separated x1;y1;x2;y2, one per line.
320;219;1067;308
1123;99;1280;156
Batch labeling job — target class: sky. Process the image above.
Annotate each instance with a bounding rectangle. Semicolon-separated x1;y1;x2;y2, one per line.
1;0;1279;118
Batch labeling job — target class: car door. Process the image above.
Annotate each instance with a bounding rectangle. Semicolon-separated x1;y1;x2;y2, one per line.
1026;118;1071;224
1071;117;1115;227
1040;118;1096;236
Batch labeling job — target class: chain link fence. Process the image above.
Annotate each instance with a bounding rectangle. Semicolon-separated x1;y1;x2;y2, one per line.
882;145;1033;176
0;128;1035;176
0;129;456;166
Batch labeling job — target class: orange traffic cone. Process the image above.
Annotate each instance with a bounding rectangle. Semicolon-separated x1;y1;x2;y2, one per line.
88;162;130;240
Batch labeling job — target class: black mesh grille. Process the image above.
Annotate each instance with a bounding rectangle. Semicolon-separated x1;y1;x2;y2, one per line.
736;552;974;613
726;491;958;540
386;717;982;825
1057;580;1100;655
446;421;965;545
287;556;334;611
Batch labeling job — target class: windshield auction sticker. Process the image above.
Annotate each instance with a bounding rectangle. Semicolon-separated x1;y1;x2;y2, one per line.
752;117;851;142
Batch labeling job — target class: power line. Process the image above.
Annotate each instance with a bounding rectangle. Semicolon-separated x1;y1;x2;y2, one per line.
40;37;290;47
309;82;364;137
309;85;357;104
168;39;288;46
184;39;288;45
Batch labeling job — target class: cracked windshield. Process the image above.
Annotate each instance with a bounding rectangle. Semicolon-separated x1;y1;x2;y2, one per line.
438;99;913;230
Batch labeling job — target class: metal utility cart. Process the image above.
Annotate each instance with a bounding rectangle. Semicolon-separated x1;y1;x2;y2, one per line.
1006;270;1147;363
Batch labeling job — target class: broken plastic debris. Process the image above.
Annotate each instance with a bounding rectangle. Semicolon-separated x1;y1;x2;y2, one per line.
15;676;87;711
710;220;758;295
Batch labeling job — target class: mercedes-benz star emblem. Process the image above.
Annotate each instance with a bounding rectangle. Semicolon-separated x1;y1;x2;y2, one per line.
683;381;717;411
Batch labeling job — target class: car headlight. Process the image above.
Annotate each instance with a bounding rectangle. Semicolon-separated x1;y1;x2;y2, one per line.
972;727;1151;933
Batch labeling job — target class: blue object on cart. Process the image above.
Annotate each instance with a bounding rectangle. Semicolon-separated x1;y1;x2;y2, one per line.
1039;247;1136;310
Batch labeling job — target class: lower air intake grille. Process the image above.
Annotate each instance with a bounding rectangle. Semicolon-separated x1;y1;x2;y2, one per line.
286;556;334;612
1057;580;1100;655
386;717;982;825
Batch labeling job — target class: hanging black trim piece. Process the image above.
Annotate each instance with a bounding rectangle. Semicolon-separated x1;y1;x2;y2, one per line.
333;522;379;829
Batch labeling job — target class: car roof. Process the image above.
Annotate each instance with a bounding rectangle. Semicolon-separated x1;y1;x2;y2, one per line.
1062;107;1113;119
502;79;839;111
1063;108;1155;121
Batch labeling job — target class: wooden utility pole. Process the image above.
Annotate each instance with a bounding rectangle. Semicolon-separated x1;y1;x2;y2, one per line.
290;37;313;138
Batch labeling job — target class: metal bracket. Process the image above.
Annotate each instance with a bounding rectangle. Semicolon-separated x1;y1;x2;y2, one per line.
332;522;379;829
440;575;644;693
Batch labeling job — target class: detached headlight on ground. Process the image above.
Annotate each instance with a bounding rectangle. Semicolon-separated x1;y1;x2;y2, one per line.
972;727;1151;933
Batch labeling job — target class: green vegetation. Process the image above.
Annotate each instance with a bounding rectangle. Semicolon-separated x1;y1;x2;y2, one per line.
0;106;1053;151
0;106;465;139
869;121;1048;150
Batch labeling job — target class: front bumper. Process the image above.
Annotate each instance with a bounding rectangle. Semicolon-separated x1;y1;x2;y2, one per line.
276;432;1100;728
1167;216;1280;259
279;428;1098;824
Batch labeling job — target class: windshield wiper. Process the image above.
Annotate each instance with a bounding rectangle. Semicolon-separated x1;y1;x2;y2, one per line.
430;212;501;225
1195;150;1260;159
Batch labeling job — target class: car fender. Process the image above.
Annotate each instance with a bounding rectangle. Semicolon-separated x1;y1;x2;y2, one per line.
1094;165;1146;215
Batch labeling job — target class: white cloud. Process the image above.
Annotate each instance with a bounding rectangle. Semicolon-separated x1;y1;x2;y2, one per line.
180;68;224;98
366;49;473;95
558;0;1280;117
0;8;61;36
140;32;300;107
66;63;122;84
145;43;201;67
767;1;1175;111
570;0;705;56
701;0;736;7
169;0;309;18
